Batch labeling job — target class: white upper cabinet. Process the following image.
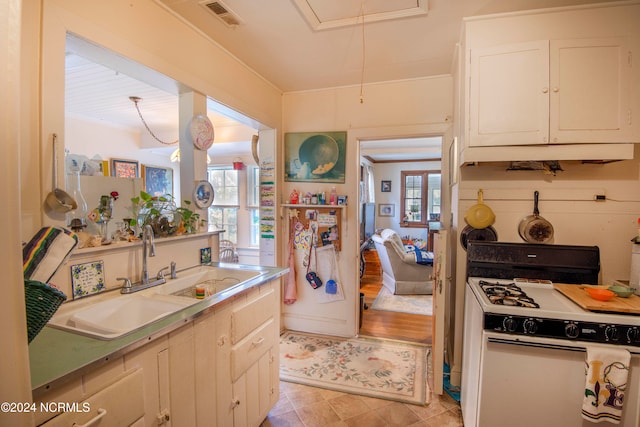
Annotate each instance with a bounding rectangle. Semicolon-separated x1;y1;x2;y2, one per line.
469;37;632;147
550;37;631;143
470;40;549;146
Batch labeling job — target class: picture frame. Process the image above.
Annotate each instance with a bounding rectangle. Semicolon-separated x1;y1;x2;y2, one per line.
284;131;347;183
378;204;395;217
381;180;391;192
111;158;139;178
142;164;173;197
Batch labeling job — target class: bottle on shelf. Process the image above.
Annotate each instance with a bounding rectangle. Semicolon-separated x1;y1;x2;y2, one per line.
330;187;337;205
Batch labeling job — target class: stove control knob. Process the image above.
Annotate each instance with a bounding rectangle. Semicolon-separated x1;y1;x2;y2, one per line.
503;317;517;332
565;323;579;339
627;327;640;343
523;319;538;334
605;325;620;342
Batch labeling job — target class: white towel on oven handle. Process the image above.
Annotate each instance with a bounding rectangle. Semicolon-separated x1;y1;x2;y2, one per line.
582;345;630;424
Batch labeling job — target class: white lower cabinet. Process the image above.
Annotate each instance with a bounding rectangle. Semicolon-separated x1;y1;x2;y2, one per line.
40;369;145;427
200;280;280;427
35;279;280;427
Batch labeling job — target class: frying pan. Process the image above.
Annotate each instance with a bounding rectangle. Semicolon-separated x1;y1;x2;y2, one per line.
464;189;495;229
518;191;554;243
460;224;498;250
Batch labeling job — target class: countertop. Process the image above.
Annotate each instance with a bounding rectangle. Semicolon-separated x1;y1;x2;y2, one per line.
29;263;288;396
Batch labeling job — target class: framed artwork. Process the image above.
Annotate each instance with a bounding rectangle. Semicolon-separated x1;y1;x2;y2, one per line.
284;131;347;183
142;164;173;197
379;204;395;217
381;180;391;192
111;158;139;178
99;160;109;176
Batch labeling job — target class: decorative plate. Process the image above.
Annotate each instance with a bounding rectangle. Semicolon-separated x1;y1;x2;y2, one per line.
193;180;215;208
190;114;214;150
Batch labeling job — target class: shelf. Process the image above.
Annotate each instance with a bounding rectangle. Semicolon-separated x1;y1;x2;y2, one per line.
281;204;346;208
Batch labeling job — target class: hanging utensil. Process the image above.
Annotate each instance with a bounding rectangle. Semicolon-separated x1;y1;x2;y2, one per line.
460;224;498;250
465;189;496;229
44;134;77;213
518;191;554;243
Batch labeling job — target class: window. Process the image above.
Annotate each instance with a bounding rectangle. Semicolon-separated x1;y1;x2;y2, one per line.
401;170;441;228
208;167;238;242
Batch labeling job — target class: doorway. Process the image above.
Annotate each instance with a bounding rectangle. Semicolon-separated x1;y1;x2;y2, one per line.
358;136;443;345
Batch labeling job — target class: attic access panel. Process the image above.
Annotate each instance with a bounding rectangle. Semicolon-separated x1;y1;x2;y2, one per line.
293;0;428;30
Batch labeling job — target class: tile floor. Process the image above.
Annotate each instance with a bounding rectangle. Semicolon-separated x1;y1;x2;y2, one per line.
261;381;464;427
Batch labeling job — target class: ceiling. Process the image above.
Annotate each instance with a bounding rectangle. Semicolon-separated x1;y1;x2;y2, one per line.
65;0;618;160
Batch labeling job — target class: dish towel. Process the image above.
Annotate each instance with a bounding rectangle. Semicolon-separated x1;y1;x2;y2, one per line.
582;345;631;424
23;227;78;283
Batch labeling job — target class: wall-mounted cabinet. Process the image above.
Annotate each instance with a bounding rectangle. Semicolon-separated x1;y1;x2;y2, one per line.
459;3;639;164
469;37;633;147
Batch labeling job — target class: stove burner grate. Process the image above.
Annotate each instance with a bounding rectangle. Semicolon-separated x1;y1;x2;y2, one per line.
478;280;540;308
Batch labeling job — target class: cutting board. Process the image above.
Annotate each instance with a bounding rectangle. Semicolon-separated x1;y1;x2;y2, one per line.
554;283;640;314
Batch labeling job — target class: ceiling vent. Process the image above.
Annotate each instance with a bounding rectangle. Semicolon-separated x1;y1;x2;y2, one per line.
200;1;243;27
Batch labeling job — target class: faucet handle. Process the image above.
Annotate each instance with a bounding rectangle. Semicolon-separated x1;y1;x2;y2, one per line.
117;277;132;291
170;261;177;279
157;266;170;280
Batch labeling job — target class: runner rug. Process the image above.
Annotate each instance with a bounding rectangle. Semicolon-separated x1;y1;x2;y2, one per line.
370;286;433;315
279;331;430;406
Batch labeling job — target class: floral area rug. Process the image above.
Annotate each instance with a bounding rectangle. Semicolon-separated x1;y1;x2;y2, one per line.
280;331;430;405
371;286;433;315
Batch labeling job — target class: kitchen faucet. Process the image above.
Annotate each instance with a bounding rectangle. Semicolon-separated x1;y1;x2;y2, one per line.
118;224;168;294
141;224;155;284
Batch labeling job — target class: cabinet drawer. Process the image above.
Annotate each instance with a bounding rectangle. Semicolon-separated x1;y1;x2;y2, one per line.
231;287;275;344
40;369;144;427
230;318;275;382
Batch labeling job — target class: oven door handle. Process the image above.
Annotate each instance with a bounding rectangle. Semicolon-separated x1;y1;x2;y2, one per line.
487;336;640;355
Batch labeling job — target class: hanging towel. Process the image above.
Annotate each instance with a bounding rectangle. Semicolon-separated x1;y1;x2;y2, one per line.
284;217;299;304
582;345;631;424
23;227;78;283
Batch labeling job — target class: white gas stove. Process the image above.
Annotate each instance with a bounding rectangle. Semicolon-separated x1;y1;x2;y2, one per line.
462;242;640;427
467;277;640;346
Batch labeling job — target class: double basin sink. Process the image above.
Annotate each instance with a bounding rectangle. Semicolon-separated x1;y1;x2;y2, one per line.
47;265;265;340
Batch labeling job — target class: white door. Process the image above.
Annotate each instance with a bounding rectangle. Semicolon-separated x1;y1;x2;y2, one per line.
432;230;448;394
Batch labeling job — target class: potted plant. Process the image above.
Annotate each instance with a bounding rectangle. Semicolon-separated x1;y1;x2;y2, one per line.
130;191;180;237
176;200;201;234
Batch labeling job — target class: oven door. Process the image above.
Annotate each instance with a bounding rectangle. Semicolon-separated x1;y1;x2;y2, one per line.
478;332;640;427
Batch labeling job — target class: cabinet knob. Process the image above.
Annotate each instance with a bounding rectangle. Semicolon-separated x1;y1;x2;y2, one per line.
542;87;549;93
231;398;241;409
553;87;559;92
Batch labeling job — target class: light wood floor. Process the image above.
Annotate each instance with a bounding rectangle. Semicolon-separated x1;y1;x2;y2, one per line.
358;249;432;345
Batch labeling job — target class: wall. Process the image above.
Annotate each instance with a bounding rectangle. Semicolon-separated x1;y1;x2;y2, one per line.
282;76;453;337
457;154;640;286
1;0;33;423
22;0;283;242
372;160;441;237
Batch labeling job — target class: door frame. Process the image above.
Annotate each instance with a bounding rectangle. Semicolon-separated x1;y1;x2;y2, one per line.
350;124;453;396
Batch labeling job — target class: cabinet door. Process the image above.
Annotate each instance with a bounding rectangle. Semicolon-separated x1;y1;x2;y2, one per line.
40;369;145;427
469;41;549;146
232;349;276;427
550;37;632;143
124;336;171;427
